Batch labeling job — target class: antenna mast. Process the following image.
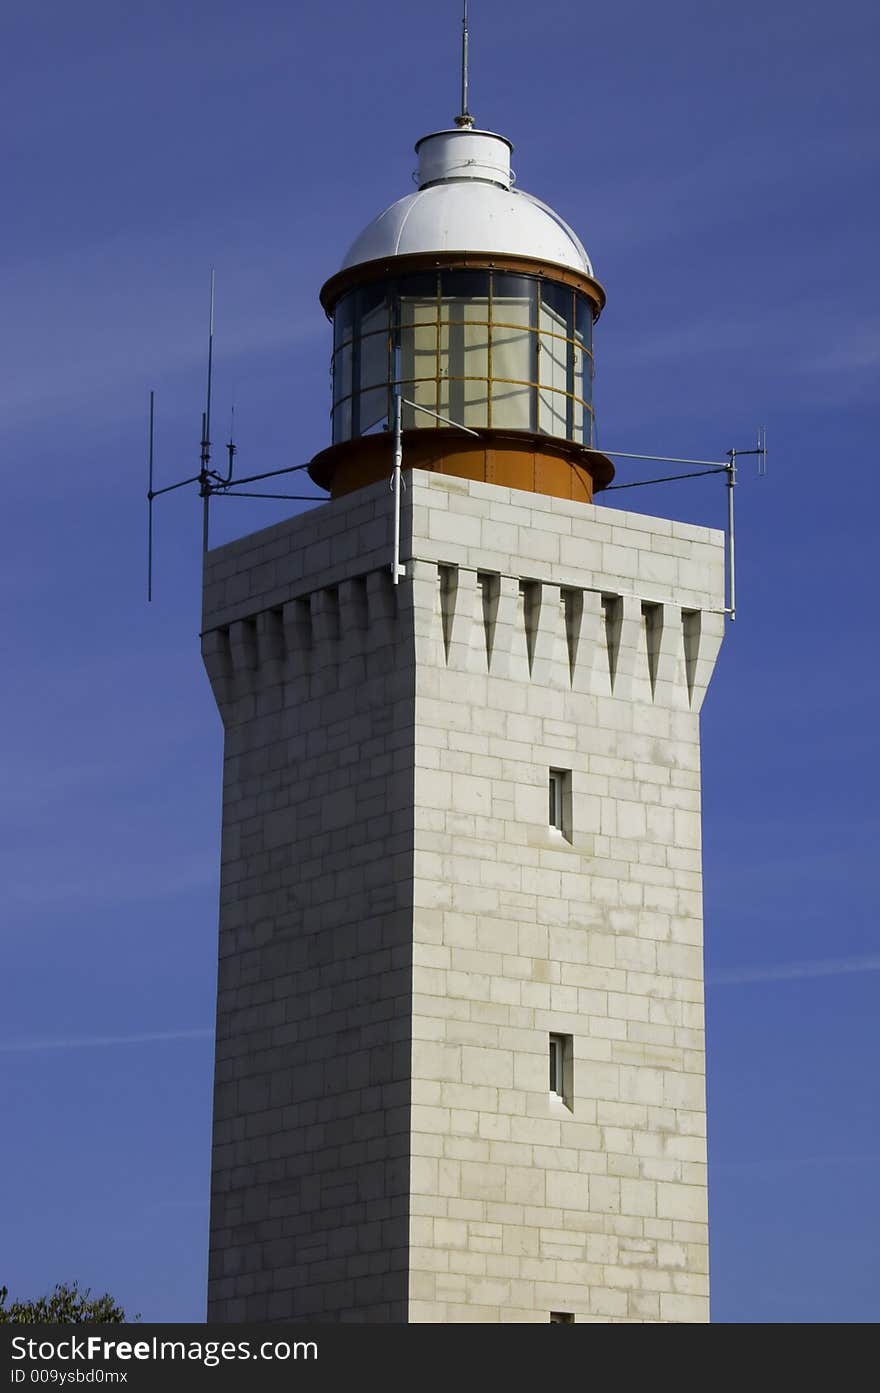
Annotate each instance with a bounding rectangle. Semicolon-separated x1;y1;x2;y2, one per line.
455;1;473;128
147;391;155;603
144;273;327;601
601;429;768;622
199;269;216;552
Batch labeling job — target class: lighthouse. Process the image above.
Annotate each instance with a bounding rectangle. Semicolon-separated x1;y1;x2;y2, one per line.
201;107;725;1323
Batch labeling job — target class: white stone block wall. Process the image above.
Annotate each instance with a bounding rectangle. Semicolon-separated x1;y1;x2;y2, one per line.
203;488;417;1322
405;474;724;1322
202;470;725;1323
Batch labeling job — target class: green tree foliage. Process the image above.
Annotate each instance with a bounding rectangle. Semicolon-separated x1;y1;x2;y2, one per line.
0;1282;133;1323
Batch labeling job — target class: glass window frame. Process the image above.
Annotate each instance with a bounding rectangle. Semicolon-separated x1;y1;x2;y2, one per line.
549;1032;573;1109
331;269;595;447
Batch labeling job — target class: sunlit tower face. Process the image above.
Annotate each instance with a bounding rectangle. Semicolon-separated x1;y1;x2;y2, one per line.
309;127;614;502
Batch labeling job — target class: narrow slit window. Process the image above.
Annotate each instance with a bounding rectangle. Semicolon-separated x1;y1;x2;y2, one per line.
550;1312;575;1323
548;769;571;840
549;1033;572;1107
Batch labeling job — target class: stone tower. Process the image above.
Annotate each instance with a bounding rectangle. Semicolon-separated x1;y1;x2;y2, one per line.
202;118;725;1323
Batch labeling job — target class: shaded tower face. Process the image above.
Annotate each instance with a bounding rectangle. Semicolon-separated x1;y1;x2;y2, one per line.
310;126;614;501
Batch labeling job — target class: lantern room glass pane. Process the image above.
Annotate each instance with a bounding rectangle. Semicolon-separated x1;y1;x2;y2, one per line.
439;311;489;429
356;283;388;325
491;378;532;429
333;343;352;405
331;271;595;447
402;377;438;429
494;273;535;318
400;297;439;329
492;276;537;431
491;314;533;430
333;395;351;443
442;270;490;315
539;298;569;436
400;297;438;426
541;281;573;336
572;349;585;441
575;296;592;353
360;329;388;394
396;272;439;298
357;385;388;434
463;375;489;428
538;386;568;437
442;296;490;325
334;293;355;350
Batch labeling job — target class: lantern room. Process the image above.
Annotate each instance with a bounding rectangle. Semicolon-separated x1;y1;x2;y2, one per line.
309;125;614;501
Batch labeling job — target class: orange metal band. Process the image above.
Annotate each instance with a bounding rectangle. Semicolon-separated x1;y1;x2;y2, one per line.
319;251;607;321
308;428;615;502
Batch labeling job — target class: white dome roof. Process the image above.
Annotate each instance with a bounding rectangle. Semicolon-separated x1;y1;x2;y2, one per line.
338;128;594;280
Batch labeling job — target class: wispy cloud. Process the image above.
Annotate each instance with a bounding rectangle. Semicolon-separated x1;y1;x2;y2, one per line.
714;1152;880;1176
708;953;880;987
0;1027;213;1055
614;302;880;405
1;847;217;912
0;219;328;431
584;128;878;260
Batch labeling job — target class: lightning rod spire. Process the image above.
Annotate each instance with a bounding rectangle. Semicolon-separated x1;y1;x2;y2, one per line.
455;1;473;128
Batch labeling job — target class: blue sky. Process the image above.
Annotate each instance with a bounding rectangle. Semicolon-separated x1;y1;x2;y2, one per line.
1;0;877;1323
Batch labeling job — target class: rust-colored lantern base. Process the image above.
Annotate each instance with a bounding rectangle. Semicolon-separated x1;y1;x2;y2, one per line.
308;429;615;503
